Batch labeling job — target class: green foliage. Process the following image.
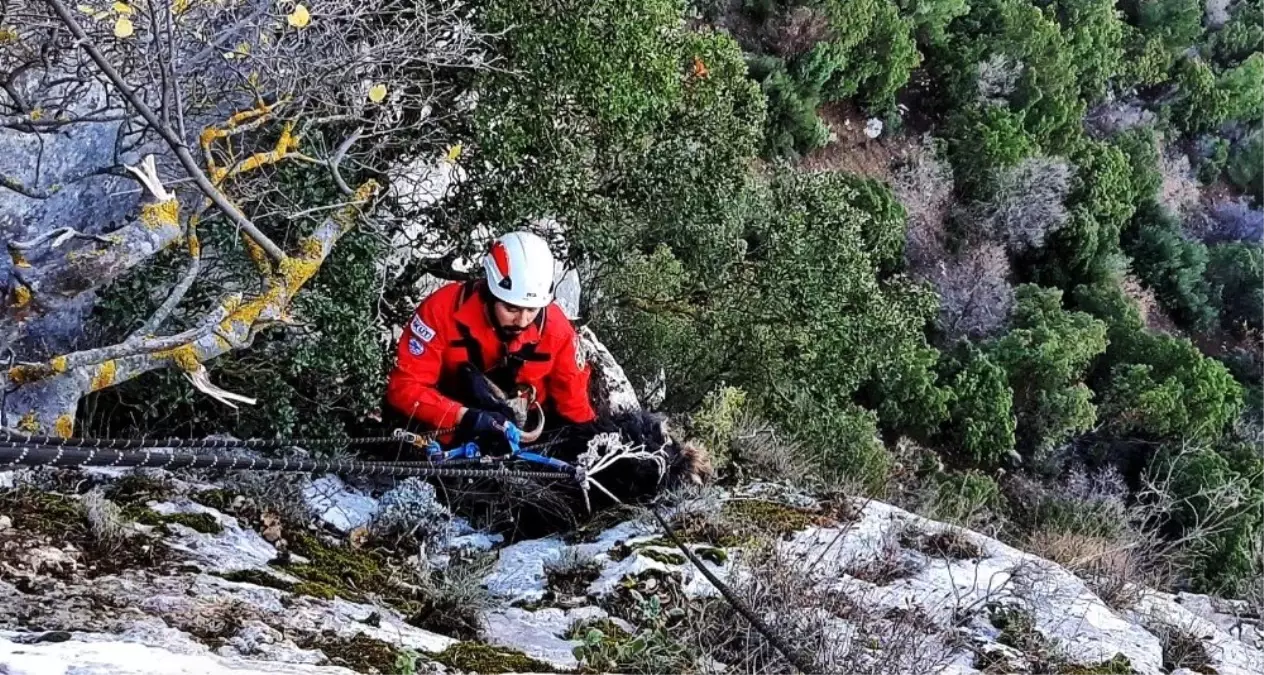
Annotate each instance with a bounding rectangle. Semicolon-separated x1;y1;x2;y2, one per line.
835;173;909;275
870;343;953;439
1209;3;1264;68
1073;278;1244;443
446;0;765;277
742;1;920;158
896;0;971;44
690;385;748;469
1101;339;1244;442
988;285;1108;463
929;471;1005;526
930;0;1087;153
1038;139;1138;287
1121;0;1203;53
572;594;692;674
1196;138;1230;184
1218;52;1264;123
1168;57;1229;135
1227;130;1264;202
945;105;1038;198
1122;201;1216;331
1120;26;1173;87
1113;127;1163;202
938;344;1018;468
1151;443;1264;594
1205;242;1264;334
749;51;834;158
1045;0;1128;102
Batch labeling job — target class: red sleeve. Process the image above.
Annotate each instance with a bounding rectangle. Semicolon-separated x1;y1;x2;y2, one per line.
384;292;464;429
545;310;597;424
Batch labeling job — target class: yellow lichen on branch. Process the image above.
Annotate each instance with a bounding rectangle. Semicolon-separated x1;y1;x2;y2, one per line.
54;414;74;439
140;198;181;230
50;356;68;373
17;411;39;433
334;180;381;232
154;343;202;373
89;360;118;392
13;284;31;309
10;250;30;268
220;121;303;182
242;235;274;276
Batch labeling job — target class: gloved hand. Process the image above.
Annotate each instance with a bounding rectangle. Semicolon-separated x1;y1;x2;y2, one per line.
459;409;511;437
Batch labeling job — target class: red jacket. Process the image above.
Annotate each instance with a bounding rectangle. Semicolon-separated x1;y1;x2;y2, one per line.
384;280;596;430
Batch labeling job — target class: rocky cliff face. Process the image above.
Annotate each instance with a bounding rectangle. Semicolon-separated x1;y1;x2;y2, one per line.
1;459;1260;675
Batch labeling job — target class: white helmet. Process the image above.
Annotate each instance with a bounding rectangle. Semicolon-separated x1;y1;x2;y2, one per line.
482;231;556;308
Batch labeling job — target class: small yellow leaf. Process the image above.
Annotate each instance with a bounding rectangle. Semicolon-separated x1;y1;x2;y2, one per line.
286;4;310;28
76;4;95;14
113;17;134;38
445;143;463;163
367;83;388;103
112;2;131;14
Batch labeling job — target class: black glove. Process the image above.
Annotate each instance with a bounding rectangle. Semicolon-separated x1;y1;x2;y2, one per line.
459;409;511;437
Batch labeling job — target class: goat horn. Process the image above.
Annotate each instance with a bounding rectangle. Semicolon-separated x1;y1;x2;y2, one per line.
520;402;546;443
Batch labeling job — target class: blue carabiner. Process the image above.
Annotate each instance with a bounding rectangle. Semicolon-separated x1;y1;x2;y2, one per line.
513;450;573;472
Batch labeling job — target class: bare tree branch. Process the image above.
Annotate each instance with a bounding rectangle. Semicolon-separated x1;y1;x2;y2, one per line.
42;0;287;263
329;126;365;197
9;294;241;384
8;227;115;250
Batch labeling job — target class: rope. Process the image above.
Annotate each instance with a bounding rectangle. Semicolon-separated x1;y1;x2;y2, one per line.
0;444;573;482
0;430;451;451
650;506;817;675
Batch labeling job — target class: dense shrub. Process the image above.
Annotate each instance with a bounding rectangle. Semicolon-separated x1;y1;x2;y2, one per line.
1205;242;1264;334
1123;201;1217;331
937;344;1018;469
1075;281;1245;443
1167;56;1229;135
988;285;1108;465
1227;131;1264;203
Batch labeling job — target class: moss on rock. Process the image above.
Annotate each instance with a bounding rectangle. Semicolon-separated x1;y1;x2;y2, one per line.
639;548;687;565
103;474;174;507
433;642;553;673
160;512;224;534
302;631;421;674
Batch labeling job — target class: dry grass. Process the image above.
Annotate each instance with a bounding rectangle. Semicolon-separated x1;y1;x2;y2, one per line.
82;488;127;554
901;526;986;561
1159;147;1203;219
844;533;926;585
893;134;955;273
678;542;959;674
1024;530;1148;609
728;412;817;488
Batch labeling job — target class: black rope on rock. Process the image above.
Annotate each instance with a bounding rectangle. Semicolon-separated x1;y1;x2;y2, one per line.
651;506;817;675
0;444;574;482
0;432;406;451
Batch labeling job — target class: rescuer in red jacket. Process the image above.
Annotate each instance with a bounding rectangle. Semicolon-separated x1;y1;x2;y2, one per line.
384;231;597;450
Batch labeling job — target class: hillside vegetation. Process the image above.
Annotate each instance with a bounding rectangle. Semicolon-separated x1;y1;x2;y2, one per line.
43;0;1264;604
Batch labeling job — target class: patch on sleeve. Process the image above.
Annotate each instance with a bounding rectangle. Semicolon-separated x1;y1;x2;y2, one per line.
410;315;436;342
408;337;425;356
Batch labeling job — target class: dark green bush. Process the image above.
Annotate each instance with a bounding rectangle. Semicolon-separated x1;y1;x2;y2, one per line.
1123;201;1217;332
